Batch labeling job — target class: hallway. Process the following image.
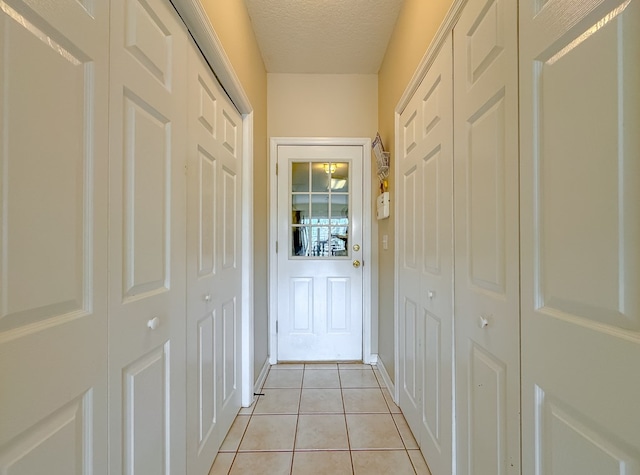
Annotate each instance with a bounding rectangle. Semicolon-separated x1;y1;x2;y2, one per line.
209;364;431;474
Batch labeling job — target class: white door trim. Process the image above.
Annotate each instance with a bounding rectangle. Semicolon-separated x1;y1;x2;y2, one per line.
171;0;255;406
269;137;376;364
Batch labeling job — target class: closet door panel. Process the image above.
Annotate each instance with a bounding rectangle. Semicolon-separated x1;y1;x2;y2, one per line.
454;0;520;473
186;46;242;475
520;0;640;473
0;1;109;473
108;0;187;472
398;35;453;475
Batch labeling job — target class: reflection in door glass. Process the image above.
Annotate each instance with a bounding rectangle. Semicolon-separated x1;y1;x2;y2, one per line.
291;162;310;192
291;161;350;258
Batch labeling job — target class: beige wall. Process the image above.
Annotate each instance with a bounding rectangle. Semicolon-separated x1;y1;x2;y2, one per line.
268;74;378;138
200;0;269;381
377;0;454;382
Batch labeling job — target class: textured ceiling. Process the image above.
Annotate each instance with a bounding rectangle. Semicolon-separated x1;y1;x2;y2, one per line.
243;0;405;74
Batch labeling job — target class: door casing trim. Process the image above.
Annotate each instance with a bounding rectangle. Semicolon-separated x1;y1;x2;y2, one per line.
269;137;376;364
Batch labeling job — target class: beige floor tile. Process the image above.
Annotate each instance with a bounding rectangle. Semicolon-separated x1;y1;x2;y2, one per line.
305;363;338;370
271;363;305;370
229;452;292;475
351;450;416;475
346;414;404;450
339;369;379;388
209;452;234;475
342;388;389;413
219;415;250;452
295;414;349;450
382;388;402;414
238;415;298;452
302;369;340;388
238;403;255;415
263;369;303;388
299;388;344;413
408;450;433;475
291;451;353;475
393;413;419;449
338;363;373;370
254;388;301;414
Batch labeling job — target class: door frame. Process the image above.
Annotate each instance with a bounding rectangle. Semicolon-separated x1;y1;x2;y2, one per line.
269;137;377;364
172;0;255;406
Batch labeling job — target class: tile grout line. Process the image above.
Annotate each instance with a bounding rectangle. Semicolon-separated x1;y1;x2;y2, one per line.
288;365;305;474
337;365;356;474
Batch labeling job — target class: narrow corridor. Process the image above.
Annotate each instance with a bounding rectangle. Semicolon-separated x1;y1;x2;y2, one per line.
209;364;431;474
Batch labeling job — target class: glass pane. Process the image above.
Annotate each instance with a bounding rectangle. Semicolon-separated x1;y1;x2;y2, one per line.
330;162;349;192
330;194;348;224
312;163;330;192
291;226;309;256
311;194;329;221
310;226;330;256
292;195;310;224
291;162;310;192
331;227;349;256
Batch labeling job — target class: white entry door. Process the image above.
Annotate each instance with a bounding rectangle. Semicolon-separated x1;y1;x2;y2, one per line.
276;144;363;361
397;35;454;475
520;0;640;473
453;0;521;472
108;0;187;472
186;44;243;475
0;1;109;473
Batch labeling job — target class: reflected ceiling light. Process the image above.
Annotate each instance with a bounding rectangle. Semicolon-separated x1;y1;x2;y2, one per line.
323;163;337;174
331;178;347;190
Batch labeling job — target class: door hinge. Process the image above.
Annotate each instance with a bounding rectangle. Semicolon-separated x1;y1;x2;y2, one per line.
276;163;278;175
276;241;278;253
276;321;278;333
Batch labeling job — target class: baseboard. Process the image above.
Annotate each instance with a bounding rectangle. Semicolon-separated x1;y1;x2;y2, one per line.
375;355;396;402
250;357;270;405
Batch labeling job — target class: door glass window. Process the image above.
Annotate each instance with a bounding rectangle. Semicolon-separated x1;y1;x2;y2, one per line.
291;161;349;257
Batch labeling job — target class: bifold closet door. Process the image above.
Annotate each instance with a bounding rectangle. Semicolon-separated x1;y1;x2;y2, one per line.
520;0;640;473
398;35;453;475
453;0;520;472
186;43;243;475
0;1;109;473
108;0;188;472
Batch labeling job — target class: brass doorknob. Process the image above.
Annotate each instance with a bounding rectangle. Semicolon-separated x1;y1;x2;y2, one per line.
353;260;361;268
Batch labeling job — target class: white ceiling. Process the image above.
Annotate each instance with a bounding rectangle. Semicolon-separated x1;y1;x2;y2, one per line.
243;0;405;74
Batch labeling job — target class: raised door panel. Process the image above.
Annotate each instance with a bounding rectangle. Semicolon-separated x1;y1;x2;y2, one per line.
454;0;520;473
108;0;187;472
0;1;109;472
520;1;640;473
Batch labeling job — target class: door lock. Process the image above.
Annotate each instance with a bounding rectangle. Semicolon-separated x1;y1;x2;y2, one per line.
353;260;361;268
353;244;360;251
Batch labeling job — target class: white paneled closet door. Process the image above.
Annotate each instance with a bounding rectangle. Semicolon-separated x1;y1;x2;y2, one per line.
520;0;640;473
398;36;454;475
108;0;188;472
0;1;109;473
186;44;243;475
453;0;520;472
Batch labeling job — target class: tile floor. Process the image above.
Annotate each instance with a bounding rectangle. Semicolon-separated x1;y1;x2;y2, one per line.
209;363;432;475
